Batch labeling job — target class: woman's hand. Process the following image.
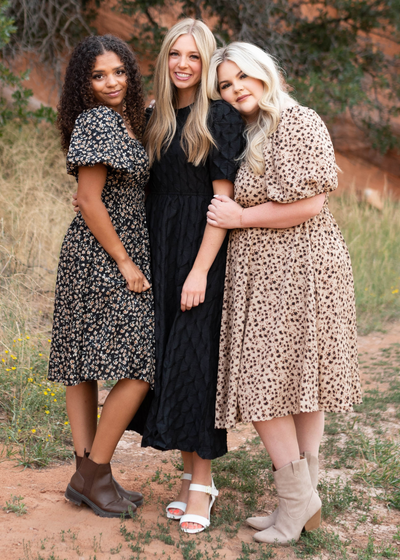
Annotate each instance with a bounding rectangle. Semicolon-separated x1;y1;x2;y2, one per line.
72;192;79;213
117;257;151;293
181;268;207;312
207;194;243;229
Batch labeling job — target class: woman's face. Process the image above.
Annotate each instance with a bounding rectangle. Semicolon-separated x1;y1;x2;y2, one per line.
168;34;202;103
91;51;127;114
218;60;264;122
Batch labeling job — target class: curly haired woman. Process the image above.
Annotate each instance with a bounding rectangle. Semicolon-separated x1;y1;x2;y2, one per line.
48;35;155;518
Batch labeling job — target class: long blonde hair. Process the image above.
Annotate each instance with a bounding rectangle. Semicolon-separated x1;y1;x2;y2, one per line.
208;42;296;175
144;19;216;166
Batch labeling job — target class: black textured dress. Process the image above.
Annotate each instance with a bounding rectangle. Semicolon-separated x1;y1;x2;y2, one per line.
139;100;244;459
48;105;155;386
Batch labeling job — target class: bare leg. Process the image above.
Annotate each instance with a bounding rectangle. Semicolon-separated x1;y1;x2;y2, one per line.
181;452;212;530
66;381;98;457
293;411;324;455
253;415;300;469
167;451;193;516
89;379;149;464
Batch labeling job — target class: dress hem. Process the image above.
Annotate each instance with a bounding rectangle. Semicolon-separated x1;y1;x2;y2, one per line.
216;400;363;429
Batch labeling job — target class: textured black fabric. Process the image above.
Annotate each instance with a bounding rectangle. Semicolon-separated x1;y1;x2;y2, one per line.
130;100;244;459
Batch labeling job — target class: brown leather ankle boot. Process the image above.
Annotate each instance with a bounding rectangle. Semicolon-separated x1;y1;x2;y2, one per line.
75;452;143;507
66;455;137;518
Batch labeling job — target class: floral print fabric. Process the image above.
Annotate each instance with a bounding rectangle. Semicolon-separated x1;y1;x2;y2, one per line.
48;105;155;387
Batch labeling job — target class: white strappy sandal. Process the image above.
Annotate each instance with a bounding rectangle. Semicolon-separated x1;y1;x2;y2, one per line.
179;478;219;534
166;473;192;520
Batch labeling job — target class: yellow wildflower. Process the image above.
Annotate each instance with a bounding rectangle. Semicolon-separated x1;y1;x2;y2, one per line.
45;410;49;414
5;350;8;353
392;289;399;294
44;391;48;395
64;421;69;425
39;353;43;356
31;429;36;433
26;336;30;340
28;378;33;382
11;367;16;370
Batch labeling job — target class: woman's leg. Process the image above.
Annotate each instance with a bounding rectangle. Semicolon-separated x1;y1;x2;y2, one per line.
167;451;193;516
89;378;149;464
293;411;324;456
66;381;98;457
253;415;300;469
181;452;212;530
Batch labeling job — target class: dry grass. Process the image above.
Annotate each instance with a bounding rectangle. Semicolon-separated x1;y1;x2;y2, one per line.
0;121;75;339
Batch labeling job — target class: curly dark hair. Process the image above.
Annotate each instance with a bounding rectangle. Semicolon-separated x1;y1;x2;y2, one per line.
57;35;146;152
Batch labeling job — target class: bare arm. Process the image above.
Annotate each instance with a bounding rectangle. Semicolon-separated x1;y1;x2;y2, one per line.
180;179;233;312
77;164;150;293
206;193;326;230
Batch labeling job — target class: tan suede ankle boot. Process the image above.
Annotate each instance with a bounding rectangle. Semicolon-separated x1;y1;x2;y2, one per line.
246;452;319;531
253;458;321;545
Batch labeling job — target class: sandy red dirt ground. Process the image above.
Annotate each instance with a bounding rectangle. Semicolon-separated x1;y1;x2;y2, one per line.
1;325;400;560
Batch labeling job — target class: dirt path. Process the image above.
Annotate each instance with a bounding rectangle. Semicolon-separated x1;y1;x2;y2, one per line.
1;325;400;560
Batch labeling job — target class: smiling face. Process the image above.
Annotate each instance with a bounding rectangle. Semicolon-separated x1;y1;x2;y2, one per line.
218;60;264;122
91;51;128;114
168;34;202;106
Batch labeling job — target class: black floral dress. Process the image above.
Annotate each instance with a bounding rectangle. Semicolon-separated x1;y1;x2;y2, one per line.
48;105;155;387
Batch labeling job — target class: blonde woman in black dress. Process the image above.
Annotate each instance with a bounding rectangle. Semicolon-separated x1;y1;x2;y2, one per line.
139;19;243;533
48;35;155;518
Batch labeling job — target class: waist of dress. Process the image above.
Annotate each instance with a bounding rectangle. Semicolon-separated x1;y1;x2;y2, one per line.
147;191;212;198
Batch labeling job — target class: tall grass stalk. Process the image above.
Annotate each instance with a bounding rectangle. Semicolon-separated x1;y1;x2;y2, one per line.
330;193;400;334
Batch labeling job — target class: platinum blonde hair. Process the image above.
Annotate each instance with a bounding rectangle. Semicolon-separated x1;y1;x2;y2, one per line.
208;42;296;175
144;19;216;166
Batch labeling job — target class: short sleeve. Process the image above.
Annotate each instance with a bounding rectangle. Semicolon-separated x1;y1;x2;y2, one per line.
267;106;338;203
66;106;136;177
208;100;245;183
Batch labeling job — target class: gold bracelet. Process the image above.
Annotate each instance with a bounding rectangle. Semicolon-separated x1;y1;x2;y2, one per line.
239;207;244;228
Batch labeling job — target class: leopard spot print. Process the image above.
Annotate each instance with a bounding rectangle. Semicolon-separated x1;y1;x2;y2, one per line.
215;105;361;429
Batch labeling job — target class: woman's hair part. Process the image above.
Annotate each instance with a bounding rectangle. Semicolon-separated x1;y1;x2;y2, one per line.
57;34;146;152
144;18;217;166
208;42;296;175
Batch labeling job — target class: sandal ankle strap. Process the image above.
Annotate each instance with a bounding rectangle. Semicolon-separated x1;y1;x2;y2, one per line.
181;473;192;481
189;483;219;497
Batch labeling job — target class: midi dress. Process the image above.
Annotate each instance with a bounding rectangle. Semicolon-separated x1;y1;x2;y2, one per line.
215;105;362;429
139;100;244;459
48;105;155;386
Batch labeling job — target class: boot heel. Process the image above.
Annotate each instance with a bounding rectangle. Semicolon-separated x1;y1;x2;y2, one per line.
304;508;321;531
65;484;83;506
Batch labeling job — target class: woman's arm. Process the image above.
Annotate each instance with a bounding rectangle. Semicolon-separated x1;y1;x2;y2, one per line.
180;179;233;312
77;164;150;293
206;193;326;230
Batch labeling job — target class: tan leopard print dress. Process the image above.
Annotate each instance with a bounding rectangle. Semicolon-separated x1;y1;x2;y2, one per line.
215;105;362;429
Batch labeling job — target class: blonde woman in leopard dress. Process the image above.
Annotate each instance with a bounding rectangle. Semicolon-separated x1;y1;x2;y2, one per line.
207;42;361;545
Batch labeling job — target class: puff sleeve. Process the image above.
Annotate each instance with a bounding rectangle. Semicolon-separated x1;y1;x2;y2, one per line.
66;105;136;177
208;100;245;183
267;106;338;203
